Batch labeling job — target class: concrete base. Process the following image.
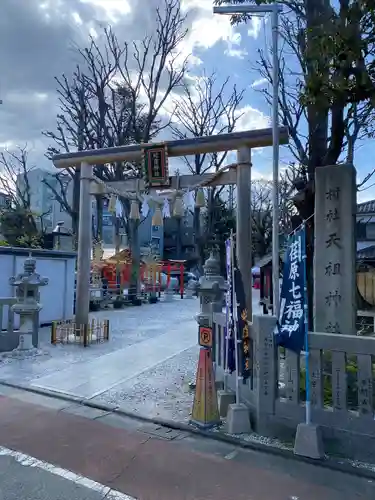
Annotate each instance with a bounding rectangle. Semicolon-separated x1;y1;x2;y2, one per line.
294;423;325;459
226;403;252;434
164;291;174;302
217;390;235;418
0;332;20;353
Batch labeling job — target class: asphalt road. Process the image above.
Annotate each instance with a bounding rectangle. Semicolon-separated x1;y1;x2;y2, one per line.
0;455;109;500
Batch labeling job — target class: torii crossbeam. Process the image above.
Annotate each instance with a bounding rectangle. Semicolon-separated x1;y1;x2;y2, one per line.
52;126;289;328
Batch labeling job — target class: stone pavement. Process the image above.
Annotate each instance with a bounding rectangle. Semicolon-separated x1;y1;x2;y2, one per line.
0;299;200;419
0;389;373;500
0;292;263;423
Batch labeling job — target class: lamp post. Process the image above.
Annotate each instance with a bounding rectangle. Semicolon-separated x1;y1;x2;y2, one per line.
52;221;72;251
213;2;282;316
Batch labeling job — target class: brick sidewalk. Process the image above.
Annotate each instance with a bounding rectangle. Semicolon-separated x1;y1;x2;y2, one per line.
0;395;372;499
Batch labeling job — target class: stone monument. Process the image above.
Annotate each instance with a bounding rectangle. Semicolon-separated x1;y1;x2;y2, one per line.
314;163;357;335
295;163;356;459
9;255;49;355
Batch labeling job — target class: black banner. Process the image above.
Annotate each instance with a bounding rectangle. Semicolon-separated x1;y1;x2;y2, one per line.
233;251;251;382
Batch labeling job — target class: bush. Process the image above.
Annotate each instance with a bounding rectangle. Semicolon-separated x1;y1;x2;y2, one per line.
299;353;373;409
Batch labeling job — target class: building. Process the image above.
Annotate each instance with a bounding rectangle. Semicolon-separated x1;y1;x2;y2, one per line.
16;168;73;233
15;167;195;257
0;192;12;210
356;200;375;252
163;211;195;261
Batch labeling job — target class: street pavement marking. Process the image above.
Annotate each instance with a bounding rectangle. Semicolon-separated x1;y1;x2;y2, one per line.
0;445;137;500
224;450;238;460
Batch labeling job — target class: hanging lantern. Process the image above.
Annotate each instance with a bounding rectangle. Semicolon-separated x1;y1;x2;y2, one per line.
173;195;184;218
152;206;163;226
129;199;140;220
195;188;205;208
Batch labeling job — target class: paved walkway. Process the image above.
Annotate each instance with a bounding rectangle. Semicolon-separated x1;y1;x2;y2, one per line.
0;293;263;423
0;391;373;499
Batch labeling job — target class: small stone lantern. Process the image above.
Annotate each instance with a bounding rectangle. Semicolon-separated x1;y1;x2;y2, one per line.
9;254;49;351
196;253;226;332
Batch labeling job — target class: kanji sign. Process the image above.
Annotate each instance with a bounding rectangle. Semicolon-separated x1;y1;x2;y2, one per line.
199;326;213;348
142;143;170;188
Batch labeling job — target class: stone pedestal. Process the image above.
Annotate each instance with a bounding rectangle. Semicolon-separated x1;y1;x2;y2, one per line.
294;423;324;459
185;280;196;299
164;286;174;302
217;390;235;418
226;403;252;434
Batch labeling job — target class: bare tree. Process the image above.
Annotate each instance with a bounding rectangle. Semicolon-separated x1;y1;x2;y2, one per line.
217;0;375;325
44;0;188;226
44;0;189;299
251;173;295;259
169;71;245;266
0;146;51;246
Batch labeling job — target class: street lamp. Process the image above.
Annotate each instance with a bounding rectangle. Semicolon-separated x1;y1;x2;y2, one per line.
213;2;282;316
52;221;72;250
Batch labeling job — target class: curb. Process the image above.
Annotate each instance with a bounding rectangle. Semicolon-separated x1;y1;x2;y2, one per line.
1;380;375;481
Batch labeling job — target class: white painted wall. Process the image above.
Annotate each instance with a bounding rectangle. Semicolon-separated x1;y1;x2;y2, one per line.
0;250;75;329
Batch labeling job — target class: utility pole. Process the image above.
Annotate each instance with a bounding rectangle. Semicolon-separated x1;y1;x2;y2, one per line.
213;2;282;317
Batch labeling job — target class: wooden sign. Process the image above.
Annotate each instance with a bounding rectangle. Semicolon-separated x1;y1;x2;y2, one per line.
142;143;170;188
199;326;213;348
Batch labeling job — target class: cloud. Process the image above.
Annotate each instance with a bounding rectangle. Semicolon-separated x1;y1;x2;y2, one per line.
251;77;268;88
234;105;270;132
0;0;265;176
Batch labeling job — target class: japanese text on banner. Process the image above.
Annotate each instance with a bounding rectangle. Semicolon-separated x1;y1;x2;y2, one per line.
275;227;307;353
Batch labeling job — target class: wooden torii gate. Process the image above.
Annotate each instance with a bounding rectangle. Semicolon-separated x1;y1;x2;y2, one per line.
52;127;289;328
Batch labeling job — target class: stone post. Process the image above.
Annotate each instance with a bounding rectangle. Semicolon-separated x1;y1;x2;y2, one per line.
9;255;48;356
314;164;357;335
236;147;252;317
252;314;277;434
75;161;92;328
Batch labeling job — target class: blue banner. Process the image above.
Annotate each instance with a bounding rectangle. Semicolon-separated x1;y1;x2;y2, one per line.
275;226;307;353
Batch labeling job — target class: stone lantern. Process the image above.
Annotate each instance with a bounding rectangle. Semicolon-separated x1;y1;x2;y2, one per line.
196;253;226;334
9;254;49;351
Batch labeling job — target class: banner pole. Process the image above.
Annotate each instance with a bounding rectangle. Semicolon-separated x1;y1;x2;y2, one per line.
231;234;241;405
223;235;232;393
302;222;311;425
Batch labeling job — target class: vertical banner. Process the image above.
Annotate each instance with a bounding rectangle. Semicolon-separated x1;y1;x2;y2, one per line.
233;250;251;382
275;226;307;353
225;238;236;373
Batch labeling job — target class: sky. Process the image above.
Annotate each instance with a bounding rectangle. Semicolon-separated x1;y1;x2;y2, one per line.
1;0;374;201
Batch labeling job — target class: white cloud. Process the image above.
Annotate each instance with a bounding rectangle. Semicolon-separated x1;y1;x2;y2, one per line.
178;0;261;65
235;105;270;132
83;0;131;21
251;77;268;88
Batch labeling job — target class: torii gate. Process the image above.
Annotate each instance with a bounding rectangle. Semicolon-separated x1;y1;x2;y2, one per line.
52;127;289;328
